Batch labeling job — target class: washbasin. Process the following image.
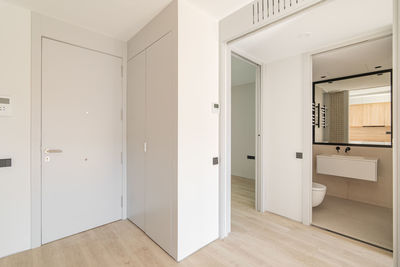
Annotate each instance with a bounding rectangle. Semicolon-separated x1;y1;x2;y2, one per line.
326;154;370;160
316;154;378;182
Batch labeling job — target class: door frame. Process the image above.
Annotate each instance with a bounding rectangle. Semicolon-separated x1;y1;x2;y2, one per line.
302;29;394;226
30;13;127;248
219;45;264;237
219;2;400;267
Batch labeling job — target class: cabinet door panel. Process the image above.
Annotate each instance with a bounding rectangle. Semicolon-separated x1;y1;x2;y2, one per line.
363;103;386;126
384;102;391;126
127;51;146;230
349;104;363;127
145;32;175;256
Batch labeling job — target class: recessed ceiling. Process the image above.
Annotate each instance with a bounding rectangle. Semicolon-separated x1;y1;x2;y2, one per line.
232;55;257;87
3;0;253;41
231;0;392;64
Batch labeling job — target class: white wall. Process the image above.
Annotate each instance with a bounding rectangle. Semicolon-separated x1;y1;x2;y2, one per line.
177;0;219;261
263;55;304;222
0;4;31;258
232;83;256;179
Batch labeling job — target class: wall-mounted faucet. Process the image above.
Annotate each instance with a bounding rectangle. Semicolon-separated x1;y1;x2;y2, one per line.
345;147;351;153
336;146;340;153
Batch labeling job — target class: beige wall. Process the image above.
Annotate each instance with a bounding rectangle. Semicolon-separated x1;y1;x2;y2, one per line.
313;145;392;208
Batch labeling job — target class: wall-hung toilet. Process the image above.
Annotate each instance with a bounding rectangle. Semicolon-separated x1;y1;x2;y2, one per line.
312;182;327;207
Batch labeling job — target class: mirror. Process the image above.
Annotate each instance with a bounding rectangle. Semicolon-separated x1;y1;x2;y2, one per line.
313;70;392;147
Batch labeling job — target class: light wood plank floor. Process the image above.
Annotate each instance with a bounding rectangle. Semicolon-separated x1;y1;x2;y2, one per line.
0;176;392;267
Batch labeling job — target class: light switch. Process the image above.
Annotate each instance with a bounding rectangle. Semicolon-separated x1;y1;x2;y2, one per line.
0;96;12;117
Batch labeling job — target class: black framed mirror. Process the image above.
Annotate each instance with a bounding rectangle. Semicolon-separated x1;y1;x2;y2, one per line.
313;69;392;147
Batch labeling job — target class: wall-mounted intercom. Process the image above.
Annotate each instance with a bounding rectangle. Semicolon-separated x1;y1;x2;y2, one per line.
0;96;12;117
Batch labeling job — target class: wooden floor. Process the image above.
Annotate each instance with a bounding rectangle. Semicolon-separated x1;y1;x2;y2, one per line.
0;176;392;267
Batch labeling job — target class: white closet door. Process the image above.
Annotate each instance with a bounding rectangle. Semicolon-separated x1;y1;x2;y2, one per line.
145;32;176;255
127;51;146;230
41;38;123;244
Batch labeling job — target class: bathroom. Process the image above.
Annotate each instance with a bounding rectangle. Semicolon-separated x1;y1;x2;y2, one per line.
311;36;393;251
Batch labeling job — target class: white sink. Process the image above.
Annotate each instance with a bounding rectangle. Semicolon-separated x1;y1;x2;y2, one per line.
316;154;378;182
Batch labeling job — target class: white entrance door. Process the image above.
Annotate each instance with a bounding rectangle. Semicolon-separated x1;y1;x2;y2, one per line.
41;38;123;244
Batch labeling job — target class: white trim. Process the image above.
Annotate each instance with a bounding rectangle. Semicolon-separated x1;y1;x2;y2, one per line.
219;46;263;239
30;13;42;248
255;63;264;212
302;54;313;225
30;13;127;249
231;51;264;212
122;42;128;220
219;43;231;238
231;47;264;66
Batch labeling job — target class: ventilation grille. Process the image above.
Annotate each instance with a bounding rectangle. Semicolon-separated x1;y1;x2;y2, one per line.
252;0;307;25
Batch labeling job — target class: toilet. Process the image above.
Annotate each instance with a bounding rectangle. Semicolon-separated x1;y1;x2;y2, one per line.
312;182;327;207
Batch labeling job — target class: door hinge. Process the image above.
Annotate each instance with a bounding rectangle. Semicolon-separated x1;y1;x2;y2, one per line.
121;196;123;208
121;152;123;164
121;65;123;77
121;109;123;121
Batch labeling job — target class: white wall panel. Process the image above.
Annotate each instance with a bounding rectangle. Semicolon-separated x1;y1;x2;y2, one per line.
232;83;256;179
127;51;146;230
0;4;31;258
177;0;220;260
145;32;177;257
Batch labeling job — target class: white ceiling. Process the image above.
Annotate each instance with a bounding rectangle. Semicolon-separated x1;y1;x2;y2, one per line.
3;0;253;41
315;72;391;93
313;36;392;81
4;0;172;41
186;0;253;20
231;55;257;86
231;0;392;64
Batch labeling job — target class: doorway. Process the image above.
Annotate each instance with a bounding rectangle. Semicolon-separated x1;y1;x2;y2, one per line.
310;36;394;251
219;0;396;259
230;53;263;219
41;38;123;244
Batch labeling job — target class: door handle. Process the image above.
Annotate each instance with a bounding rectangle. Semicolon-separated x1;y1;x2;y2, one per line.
44;149;63;154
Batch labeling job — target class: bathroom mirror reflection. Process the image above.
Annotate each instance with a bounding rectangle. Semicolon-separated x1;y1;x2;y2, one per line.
313;70;392;147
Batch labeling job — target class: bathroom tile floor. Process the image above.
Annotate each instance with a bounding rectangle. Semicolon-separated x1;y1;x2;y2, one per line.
312;195;393;251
